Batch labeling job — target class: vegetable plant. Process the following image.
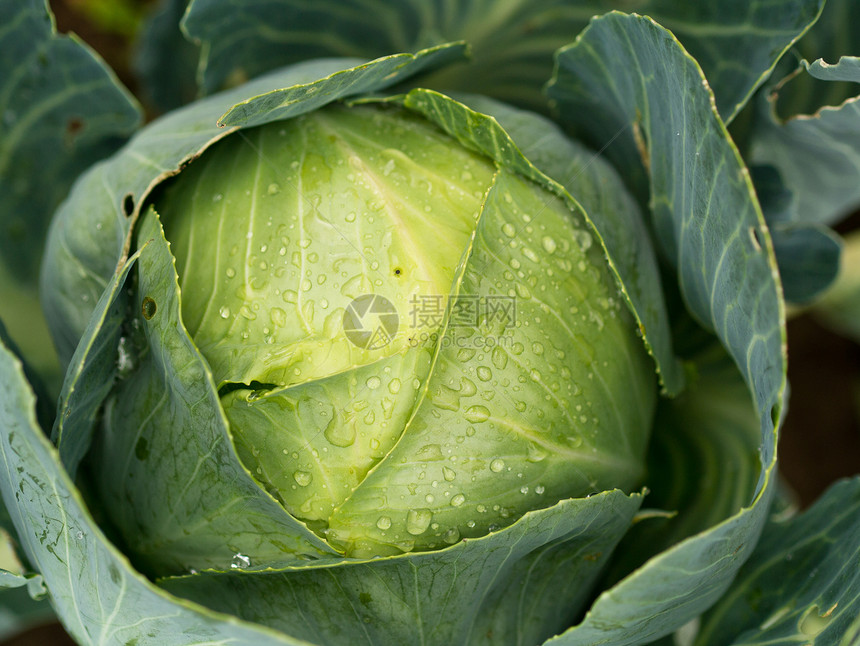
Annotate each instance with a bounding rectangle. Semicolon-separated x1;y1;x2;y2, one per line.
1;0;859;644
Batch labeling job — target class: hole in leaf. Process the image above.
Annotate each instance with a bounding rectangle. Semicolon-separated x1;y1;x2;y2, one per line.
749;226;762;252
141;297;157;320
123;194;135;217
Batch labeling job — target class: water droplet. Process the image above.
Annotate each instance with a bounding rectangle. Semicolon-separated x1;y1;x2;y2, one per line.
459;377;477;397
219;306;231;319
270;307;286;327
573;230;592;251
515;283;531;299
442;466;456;482
520;486;529;494
566;435;583;449
476;366;492;382
267;183;280;195
231;553;251;569
464;405;490;423
324;415;355;448
406;509;433;535
450;493;466;507
541;236;557;253
491;346;508;370
225;267;236;278
388;378;401;394
416;444;444;461
376;516;392;530
443;527;460;544
457;348;476;361
490;459;505;473
501;223;516;237
535;485;545;494
527;443;548;462
293;471;312;486
342;367;373;390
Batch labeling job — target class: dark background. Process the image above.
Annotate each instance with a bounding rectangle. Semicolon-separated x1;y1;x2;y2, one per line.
4;1;859;644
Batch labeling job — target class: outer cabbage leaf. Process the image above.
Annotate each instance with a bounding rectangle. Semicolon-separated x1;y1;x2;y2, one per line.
769;222;841;304
0;335;319;645
772;0;860;117
544;13;785;643
750;0;860;225
181;0;821;121
162;490;642;646
40;45;465;367
217;45;466;128
695;478;860;646
0;0;141;282
0;0;140;388
604;345;761;583
51;251;138;479
749;165;841;305
0;568;44;600
134;0;199;113
446;93;684;394
91;207;338;574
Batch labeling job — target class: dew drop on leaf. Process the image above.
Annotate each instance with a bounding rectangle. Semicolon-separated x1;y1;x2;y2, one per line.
376;516;392;530
406;509;433;535
464;405;490;423
293;471;312;487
